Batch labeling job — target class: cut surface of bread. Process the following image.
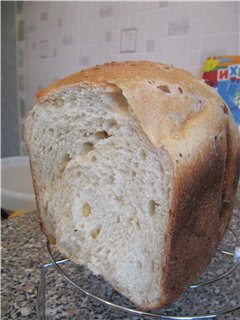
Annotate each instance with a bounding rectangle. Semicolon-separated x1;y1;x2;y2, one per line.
25;61;240;309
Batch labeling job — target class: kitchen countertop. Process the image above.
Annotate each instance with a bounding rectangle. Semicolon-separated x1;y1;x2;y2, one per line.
1;206;240;320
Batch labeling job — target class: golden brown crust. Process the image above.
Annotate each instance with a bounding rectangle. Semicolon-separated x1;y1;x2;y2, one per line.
29;61;240;308
36;61;193;101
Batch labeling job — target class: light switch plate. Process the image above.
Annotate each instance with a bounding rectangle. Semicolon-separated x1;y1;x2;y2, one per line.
120;28;137;53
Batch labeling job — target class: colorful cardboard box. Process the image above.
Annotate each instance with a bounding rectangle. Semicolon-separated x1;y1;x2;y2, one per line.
203;56;240;128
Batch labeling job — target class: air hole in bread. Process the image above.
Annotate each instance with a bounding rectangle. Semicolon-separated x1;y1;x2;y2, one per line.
129;213;141;229
59;153;71;174
83;142;94;153
140;150;147;160
135;162;140;168
148;200;159;216
136;217;141;229
82;202;92;217
151;260;155;272
91;155;97;162
157;85;170;93
214;135;223;153
137;261;142;270
108;119;117;127
95;130;110;140
109;176;114;183
116;196;124;205
118;103;128;113
193;99;204;112
91;226;101;240
54;97;64;107
115;93;129;113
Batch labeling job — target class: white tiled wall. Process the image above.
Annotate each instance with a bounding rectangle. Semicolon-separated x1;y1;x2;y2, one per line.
24;1;239;113
25;1;239;105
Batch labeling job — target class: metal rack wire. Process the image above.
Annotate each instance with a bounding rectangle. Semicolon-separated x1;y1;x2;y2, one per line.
36;227;240;320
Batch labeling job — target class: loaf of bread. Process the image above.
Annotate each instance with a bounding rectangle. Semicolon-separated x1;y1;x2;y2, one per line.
25;61;240;309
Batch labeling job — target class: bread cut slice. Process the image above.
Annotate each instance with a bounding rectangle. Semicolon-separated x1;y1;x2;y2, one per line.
25;61;240;309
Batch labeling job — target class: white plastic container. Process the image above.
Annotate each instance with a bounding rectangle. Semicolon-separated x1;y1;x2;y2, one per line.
1;156;36;213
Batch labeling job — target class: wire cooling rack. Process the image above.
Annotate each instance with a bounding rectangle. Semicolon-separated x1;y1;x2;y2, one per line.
36;224;240;320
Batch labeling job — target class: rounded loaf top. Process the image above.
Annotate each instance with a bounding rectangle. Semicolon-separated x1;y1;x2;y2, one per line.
36;60;234;146
37;60;217;102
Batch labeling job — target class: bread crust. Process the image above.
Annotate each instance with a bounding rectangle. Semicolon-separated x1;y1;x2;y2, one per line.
159;103;240;307
28;61;240;309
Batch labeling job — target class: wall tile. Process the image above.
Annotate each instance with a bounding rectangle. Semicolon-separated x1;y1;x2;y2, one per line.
164;37;189;66
147;10;168;38
58;17;62;27
119;2;131;16
18;47;24;67
19;74;25;91
191;2;204;19
138;12;147;27
188;50;201;67
105;31;112;43
234;1;240;14
168;20;189;36
28;23;36;32
17;20;24;41
39;40;48;58
120;16;129;29
112;16;120;29
203;2;231;33
104;19;113;31
99;3;113;19
20;99;26;117
202;34;215;51
148;2;161;11
146;39;155;52
133;27;145;53
214;32;239;51
53;48;57;58
189;19;202;50
79;55;90;66
133;2;148;13
159;2;168;9
155;37;166;62
230;13;240;32
62;35;73;47
40;12;48;21
111;29;120;43
17;2;23;14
